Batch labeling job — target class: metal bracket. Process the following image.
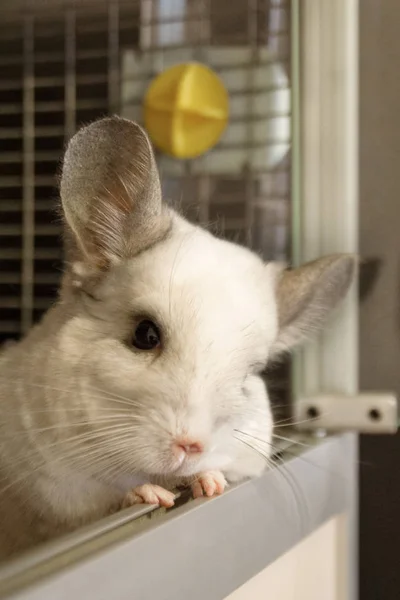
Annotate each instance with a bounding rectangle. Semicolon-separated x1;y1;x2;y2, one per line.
293;393;398;434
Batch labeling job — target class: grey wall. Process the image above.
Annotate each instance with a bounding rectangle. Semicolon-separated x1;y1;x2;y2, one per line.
359;2;400;599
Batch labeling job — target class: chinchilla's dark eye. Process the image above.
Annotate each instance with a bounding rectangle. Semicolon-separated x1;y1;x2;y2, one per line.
132;320;161;350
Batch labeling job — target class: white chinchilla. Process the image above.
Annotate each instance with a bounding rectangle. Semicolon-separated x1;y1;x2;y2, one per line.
0;117;356;559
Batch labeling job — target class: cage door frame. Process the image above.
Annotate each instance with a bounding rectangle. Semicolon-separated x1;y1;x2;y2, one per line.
291;1;359;599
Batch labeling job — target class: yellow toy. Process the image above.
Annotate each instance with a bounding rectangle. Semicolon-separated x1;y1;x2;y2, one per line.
143;63;229;159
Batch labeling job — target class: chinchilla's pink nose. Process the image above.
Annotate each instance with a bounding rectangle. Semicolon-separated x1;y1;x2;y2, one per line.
173;437;204;456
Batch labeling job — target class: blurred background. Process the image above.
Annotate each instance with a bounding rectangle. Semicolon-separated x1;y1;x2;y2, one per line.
359;2;400;599
0;0;398;598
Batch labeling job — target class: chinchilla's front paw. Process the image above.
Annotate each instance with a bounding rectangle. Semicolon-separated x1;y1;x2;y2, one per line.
190;470;227;499
122;484;175;508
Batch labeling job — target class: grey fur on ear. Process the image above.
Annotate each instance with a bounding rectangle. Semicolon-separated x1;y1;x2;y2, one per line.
270;254;357;358
60;116;170;269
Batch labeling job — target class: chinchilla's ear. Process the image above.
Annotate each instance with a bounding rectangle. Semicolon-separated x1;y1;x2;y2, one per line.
270;254;357;358
60;116;170;270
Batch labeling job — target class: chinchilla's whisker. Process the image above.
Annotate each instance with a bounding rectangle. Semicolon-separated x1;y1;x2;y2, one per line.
79;383;149;406
235;429;353;481
58;440;135;469
7;451;131;513
233;429;274;447
1;407;133;416
9;425;141;456
91;460;128;485
233;433;276;459
273;418;315;428
0;461;51;498
272;432;312;448
0;429;138;474
57;424;141;443
0;374;148;410
3;386;145;412
268;453;310;534
8;417;139;437
234;434;309;534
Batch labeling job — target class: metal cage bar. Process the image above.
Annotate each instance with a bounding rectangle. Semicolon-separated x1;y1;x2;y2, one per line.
21;16;35;334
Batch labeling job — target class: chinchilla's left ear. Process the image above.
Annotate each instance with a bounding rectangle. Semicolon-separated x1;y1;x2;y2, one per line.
270;254;357;358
